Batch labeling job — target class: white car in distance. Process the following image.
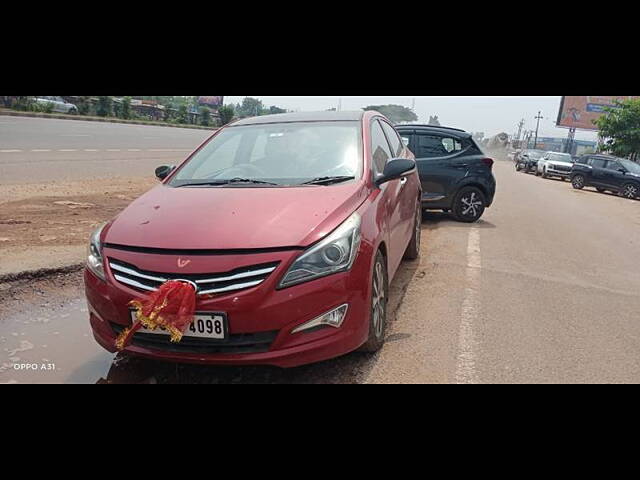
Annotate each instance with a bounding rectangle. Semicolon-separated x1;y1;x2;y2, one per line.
537;151;574;180
34;96;78;114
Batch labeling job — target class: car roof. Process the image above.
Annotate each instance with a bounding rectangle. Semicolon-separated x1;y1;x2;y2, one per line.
230;111;364;126
394;124;471;137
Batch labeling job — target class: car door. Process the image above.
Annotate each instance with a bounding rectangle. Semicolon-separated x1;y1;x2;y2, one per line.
588;157;608;186
603;159;626;189
380;120;416;253
413;132;467;202
371;119;405;275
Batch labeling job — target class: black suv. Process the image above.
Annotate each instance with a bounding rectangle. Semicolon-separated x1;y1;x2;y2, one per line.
395;124;496;222
570;154;640;199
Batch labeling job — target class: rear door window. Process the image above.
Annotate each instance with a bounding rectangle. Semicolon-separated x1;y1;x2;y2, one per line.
415;134;449;158
589;158;606;169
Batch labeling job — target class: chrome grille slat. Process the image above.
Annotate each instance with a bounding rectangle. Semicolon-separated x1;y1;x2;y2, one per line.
114;274;158;292
108;259;278;296
110;262;168;283
199;279;264;295
194;266;276;284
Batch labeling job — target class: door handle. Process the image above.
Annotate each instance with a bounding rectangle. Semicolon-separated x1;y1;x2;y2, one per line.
400;177;408;187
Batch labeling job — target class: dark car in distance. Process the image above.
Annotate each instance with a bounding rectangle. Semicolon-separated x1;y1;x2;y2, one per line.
516;149;546;174
395;124;496;222
571;154;640;199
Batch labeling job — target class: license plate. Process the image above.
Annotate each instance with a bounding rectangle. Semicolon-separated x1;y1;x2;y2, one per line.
129;311;227;340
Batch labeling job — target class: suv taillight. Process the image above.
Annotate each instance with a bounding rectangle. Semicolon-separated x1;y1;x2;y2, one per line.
482;157;494;168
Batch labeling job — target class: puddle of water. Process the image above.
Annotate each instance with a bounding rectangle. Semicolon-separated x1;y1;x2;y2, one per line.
0;297;114;383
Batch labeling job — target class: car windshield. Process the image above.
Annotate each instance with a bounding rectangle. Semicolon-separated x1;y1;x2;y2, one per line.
619;159;640;174
526;150;545;159
170;121;362;187
548;153;572;162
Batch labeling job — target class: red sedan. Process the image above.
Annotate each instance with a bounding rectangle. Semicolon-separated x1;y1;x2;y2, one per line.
84;110;421;367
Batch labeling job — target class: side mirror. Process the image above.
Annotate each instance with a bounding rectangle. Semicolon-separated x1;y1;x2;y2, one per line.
401;137;410;146
618;168;627;174
376;158;416;186
155;165;175;180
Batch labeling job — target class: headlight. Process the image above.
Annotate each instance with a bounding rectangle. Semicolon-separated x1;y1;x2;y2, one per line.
278;212;361;288
87;223;107;281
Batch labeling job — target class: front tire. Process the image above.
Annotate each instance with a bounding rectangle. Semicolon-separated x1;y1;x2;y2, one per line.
572;175;585;189
403;202;422;261
452;186;486;223
596;187;606;193
359;251;388;353
621;183;639;199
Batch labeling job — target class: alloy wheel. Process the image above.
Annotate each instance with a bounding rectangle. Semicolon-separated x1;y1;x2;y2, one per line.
461;191;483;219
572;176;584;189
623;184;638;199
371;261;386;338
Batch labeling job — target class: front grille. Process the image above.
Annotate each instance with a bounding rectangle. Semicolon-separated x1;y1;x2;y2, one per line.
551;164;571;172
110;323;278;354
108;258;279;296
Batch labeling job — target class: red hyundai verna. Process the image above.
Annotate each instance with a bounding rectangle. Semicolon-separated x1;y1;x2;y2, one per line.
84;110;421;367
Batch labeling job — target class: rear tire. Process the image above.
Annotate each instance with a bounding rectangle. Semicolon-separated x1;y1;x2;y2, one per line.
358;251;388;353
403;202;421;261
571;174;585;189
452;186;486;223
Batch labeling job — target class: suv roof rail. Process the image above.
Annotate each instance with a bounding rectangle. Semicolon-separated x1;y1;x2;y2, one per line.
396;124;467;133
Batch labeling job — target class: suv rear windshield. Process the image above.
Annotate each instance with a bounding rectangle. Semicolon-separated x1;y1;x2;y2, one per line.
547;153;572;162
170;121;362;186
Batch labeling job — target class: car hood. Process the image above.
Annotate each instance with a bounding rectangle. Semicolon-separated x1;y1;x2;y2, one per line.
104;183;368;250
547;161;574;167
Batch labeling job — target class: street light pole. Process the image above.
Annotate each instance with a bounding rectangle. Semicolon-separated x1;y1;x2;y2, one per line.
534;111;543;149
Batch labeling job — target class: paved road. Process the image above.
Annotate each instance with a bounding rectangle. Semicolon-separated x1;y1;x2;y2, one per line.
0;117;212;183
2;160;640;383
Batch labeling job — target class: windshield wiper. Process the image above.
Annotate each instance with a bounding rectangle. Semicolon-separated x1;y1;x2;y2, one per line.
300;176;355;186
176;177;278;187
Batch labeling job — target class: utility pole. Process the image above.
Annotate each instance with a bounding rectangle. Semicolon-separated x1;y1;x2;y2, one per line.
533;111;543;149
516;118;525;141
337;98;342;112
411;98;415;110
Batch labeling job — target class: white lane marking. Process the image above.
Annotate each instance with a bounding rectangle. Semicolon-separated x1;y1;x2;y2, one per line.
106;149;121;152
58;149;78;152
147;148;191;152
0;149;22;153
60;134;90;137
31;149;51;152
127;149;141;151
455;227;481;384
83;149;99;152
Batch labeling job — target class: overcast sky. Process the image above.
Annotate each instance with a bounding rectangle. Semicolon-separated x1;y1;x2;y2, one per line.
224;96;599;142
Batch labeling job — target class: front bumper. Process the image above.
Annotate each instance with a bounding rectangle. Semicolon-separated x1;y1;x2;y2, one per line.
546;168;571;177
85;244;374;368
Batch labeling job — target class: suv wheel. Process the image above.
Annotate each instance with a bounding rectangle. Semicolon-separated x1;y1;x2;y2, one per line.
403;202;422;260
452;186;485;223
596;187;606;193
621;183;639;199
516;163;522;171
358;250;388;353
541;168;548;179
572;175;585;190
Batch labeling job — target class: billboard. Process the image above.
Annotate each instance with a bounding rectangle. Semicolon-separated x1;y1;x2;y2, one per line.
557;96;640;131
198;96;224;107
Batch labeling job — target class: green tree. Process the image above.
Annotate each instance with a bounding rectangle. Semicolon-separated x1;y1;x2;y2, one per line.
237;97;264;117
218;105;235;125
595;98;640;160
176;104;189;124
96;96;112;117
121;96;131;119
362;104;418;124
268;105;287;115
199;106;211;126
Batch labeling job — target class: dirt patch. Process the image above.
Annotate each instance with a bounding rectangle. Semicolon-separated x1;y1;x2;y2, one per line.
0;177;155;275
